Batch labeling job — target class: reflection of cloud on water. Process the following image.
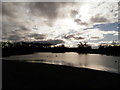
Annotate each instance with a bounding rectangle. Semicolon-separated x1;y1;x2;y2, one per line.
78;54;89;67
26;59;74;67
118;59;120;73
86;65;118;73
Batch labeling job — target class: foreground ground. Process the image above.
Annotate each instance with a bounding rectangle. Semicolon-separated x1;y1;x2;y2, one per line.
2;60;120;89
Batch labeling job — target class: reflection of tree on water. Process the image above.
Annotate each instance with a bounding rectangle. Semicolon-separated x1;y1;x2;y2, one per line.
118;60;120;73
113;59;120;73
113;59;119;73
79;54;88;67
77;42;90;67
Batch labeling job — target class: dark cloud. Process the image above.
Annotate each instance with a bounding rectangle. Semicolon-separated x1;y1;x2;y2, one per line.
114;13;117;17
34;39;64;45
91;37;100;39
46;39;64;45
28;33;46;40
7;35;25;41
20;26;29;31
90;14;108;23
3;23;29;36
44;21;53;27
2;2;82;42
71;10;78;18
2;3;15;17
2;2;81;21
2;2;23;18
29;2;60;21
63;35;84;40
119;1;120;6
73;37;84;40
2;24;30;41
2;2;31;40
63;35;74;39
0;2;2;20
74;19;88;25
29;2;81;21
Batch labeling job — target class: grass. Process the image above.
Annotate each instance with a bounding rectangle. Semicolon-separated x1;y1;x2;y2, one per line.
2;60;120;89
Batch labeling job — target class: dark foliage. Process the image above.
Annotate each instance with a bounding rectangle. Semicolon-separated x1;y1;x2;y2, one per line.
2;41;120;57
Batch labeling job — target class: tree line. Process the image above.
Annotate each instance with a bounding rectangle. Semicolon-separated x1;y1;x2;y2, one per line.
2;41;120;57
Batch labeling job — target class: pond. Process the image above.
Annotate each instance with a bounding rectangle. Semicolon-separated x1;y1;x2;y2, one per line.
3;52;120;74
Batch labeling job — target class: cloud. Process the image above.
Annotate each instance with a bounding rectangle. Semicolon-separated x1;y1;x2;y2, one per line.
47;39;65;45
29;2;81;21
5;35;27;42
20;26;29;31
2;23;30;39
29;2;60;21
82;28;118;41
90;36;101;40
74;19;88;25
101;30;118;35
8;35;22;41
34;39;65;45
28;33;46;40
90;14;109;23
2;2;17;17
2;2;31;36
78;1;118;26
2;2;118;46
2;22;31;41
63;35;74;39
63;34;84;40
73;36;84;40
71;10;78;18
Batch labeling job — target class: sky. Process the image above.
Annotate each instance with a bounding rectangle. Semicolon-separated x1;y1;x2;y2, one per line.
2;1;119;47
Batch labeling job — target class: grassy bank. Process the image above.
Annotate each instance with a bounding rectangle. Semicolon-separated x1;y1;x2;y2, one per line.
2;60;120;89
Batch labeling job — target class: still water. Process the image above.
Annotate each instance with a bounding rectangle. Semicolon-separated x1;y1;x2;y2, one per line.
3;52;120;73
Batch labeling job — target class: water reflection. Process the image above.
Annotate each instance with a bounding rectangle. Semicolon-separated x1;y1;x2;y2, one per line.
3;52;120;73
78;54;89;67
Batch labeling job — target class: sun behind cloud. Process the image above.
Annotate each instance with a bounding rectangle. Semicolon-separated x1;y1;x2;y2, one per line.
2;1;119;47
